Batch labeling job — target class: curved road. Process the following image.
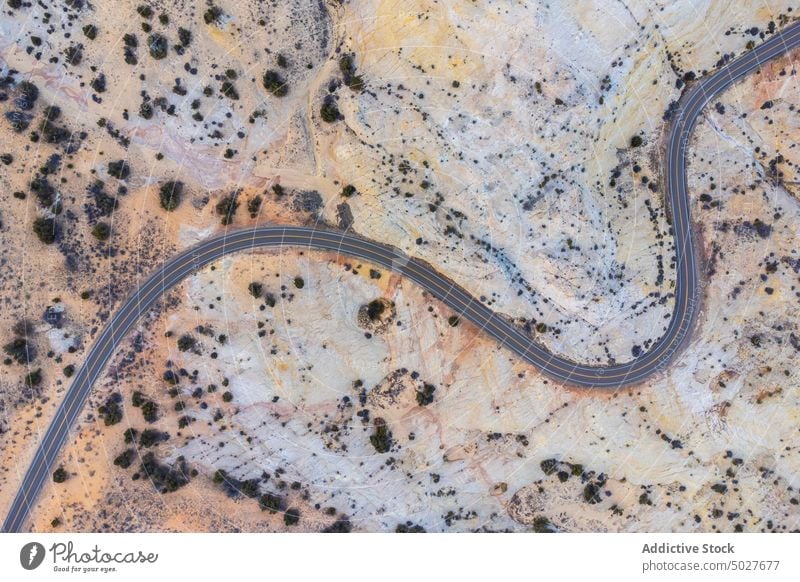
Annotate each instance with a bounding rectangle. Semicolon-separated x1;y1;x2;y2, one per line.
4;22;800;532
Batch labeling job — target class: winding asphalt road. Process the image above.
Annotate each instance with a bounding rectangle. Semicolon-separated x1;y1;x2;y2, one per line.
4;22;800;532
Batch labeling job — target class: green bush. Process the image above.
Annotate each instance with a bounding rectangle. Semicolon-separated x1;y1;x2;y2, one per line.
4;337;35;364
320;96;341;123
262;70;288;97
220;81;239;100
108;159;130;179
91;222;111;241
147;34;168;59
25;368;43;387
32;216;57;244
178;27;192;47
113;449;135;469
369;418;392;453
248;282;263;298
141;400;158;423
158;181;183;211
215;193;239;225
176;334;196;352
98;393;123;426
53;467;68;483
284;508;300;526
139;428;169;447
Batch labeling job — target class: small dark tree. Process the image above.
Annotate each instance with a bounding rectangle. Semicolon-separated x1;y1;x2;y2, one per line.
141;400;159;423
262;70;288;97
159;180;183;211
248;282;263;298
320;95;341;123
176;334;196;352
113;449;135;469
370;418;392;453
91;222;111;241
630;135;643;148
284;508;300;526
53;467;68;483
108;159;130;180
4;337;35;364
215;193;239;225
32;216;57;244
147;34;168;59
415;383;436;406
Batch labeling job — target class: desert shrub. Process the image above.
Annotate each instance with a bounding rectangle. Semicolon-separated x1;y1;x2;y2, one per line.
415;383;436;406
16;80;39;110
139;452;191;493
532;516;555;533
107;159;130;180
64;43;83;66
139;428;168;447
395;522;426;533
136;4;153;18
320;95;341;123
176;334;196;352
52;467;68;483
215;193;239;225
284;508;300;526
25;368;42;387
91;222;111;241
203;5;223;24
341;184;356;197
369;418;392;453
630;135;643;148
366;299;385;320
158;180;183;211
90;73;106;93
220;81;239;100
178;27;192;47
540;458;559;475
4;337;35;364
247;195;262;218
248;282;263;298
123;428;138;444
293;277;305;289
141;400;158;423
32;217;57;243
5;111;32;132
339;53;364;91
258;493;283;513
113;449;135;469
222;391;233;403
131;390;145;407
82;24;97;40
147;34;168;59
262;70;288;97
98;393;123;426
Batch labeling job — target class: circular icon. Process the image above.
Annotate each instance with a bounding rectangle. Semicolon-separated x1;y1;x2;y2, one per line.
20;542;46;570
